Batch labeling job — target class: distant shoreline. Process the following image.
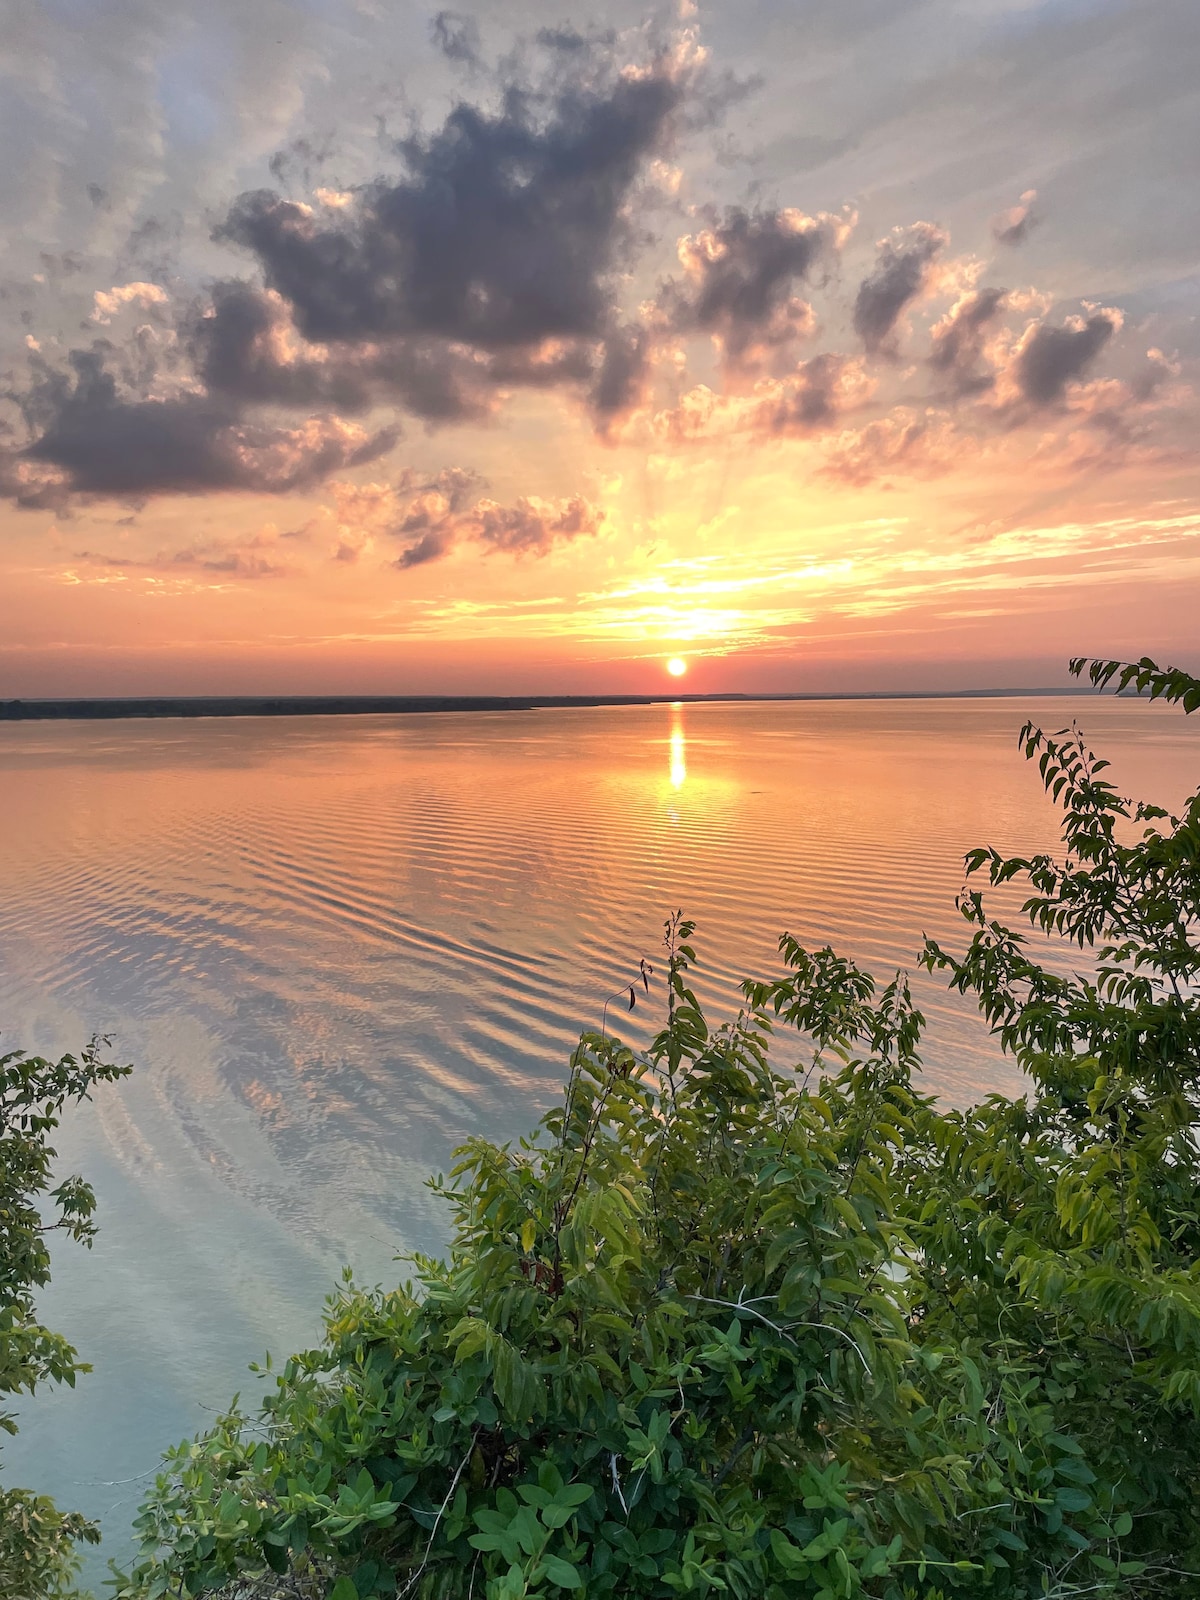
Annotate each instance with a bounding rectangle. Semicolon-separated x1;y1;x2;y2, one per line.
0;688;1098;722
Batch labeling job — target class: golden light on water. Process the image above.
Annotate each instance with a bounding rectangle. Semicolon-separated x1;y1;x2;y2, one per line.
670;720;687;789
667;657;688;677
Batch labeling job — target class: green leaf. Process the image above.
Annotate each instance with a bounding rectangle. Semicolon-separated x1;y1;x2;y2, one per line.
556;1485;595;1509
541;1554;585;1588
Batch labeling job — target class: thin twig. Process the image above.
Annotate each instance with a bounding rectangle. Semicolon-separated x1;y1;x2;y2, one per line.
609;1452;628;1516
684;1292;872;1374
684;1293;797;1345
397;1432;477;1599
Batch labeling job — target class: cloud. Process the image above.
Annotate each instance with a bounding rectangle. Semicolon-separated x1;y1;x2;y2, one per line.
268;137;336;194
1;10;1174;538
661;205;853;375
536;24;618;54
992;189;1038;247
216;49;693;355
1024;346;1186;470
116;214;184;283
928;286;1007;391
395;524;456;568
430;11;482;69
396;491;604;567
322;466;487;563
822;408;966;486
1130;346;1182;403
73;523;296;580
1010;307;1122;405
7;346;397;507
754;352;873;435
652;351;872;442
590;322;656;432
193;281;493;421
187;37;708;440
853;221;948;353
90;281;171;324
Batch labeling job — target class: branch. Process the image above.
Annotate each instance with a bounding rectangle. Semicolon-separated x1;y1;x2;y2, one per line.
684;1293;872;1375
397;1432;477;1599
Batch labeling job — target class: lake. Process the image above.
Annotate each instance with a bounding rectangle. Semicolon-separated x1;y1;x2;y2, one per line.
2;694;1197;1574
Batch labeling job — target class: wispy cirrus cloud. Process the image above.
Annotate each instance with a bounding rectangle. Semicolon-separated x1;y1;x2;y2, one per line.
67;521;300;585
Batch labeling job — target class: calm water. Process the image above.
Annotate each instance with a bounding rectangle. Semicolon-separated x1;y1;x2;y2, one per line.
2;696;1197;1572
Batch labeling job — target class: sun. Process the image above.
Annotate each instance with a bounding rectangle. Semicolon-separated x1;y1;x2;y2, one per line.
666;657;688;678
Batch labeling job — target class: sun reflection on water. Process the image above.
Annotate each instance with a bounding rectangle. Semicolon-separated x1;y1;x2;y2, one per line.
669;708;687;788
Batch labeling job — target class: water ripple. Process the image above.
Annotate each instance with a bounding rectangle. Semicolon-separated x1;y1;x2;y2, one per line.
1;697;1196;1567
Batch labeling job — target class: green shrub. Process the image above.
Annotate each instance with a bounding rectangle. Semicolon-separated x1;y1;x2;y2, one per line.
117;655;1200;1599
0;1038;130;1598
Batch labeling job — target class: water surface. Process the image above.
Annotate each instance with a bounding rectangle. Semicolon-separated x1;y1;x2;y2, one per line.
2;696;1196;1570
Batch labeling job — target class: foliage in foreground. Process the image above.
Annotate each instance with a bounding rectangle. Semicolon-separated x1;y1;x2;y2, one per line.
0;1038;130;1598
117;654;1200;1600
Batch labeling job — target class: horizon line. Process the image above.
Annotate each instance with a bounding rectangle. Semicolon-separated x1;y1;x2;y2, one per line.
0;686;1106;722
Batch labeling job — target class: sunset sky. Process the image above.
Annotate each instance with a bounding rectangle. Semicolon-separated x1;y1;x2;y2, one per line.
2;0;1197;696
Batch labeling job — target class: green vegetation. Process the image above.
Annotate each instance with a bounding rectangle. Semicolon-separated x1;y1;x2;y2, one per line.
8;652;1200;1600
108;653;1200;1600
0;1038;129;1598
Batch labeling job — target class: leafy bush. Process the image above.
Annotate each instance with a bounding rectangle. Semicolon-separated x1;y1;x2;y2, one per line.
0;1038;129;1598
117;654;1200;1600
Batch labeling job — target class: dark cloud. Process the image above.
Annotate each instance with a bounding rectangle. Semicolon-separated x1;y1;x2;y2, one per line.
268;136;335;194
853;221;947;352
587;203;852;432
756;352;865;434
85;183;110;211
395;526;454;567
1014;310;1119;404
662;206;847;372
115;214;183;283
6;31;707;514
992;189;1038;247
195;45;700;442
216;54;689;354
474;493;600;553
193;283;350;406
396;491;603;567
193;281;493;421
431;11;482;68
6;346;396;507
535;25;618;54
929;286;1007;391
484;340;596;391
590;322;654;430
194;281;605;422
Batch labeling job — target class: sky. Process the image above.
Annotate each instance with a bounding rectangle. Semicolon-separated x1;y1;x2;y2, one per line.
1;0;1198;697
